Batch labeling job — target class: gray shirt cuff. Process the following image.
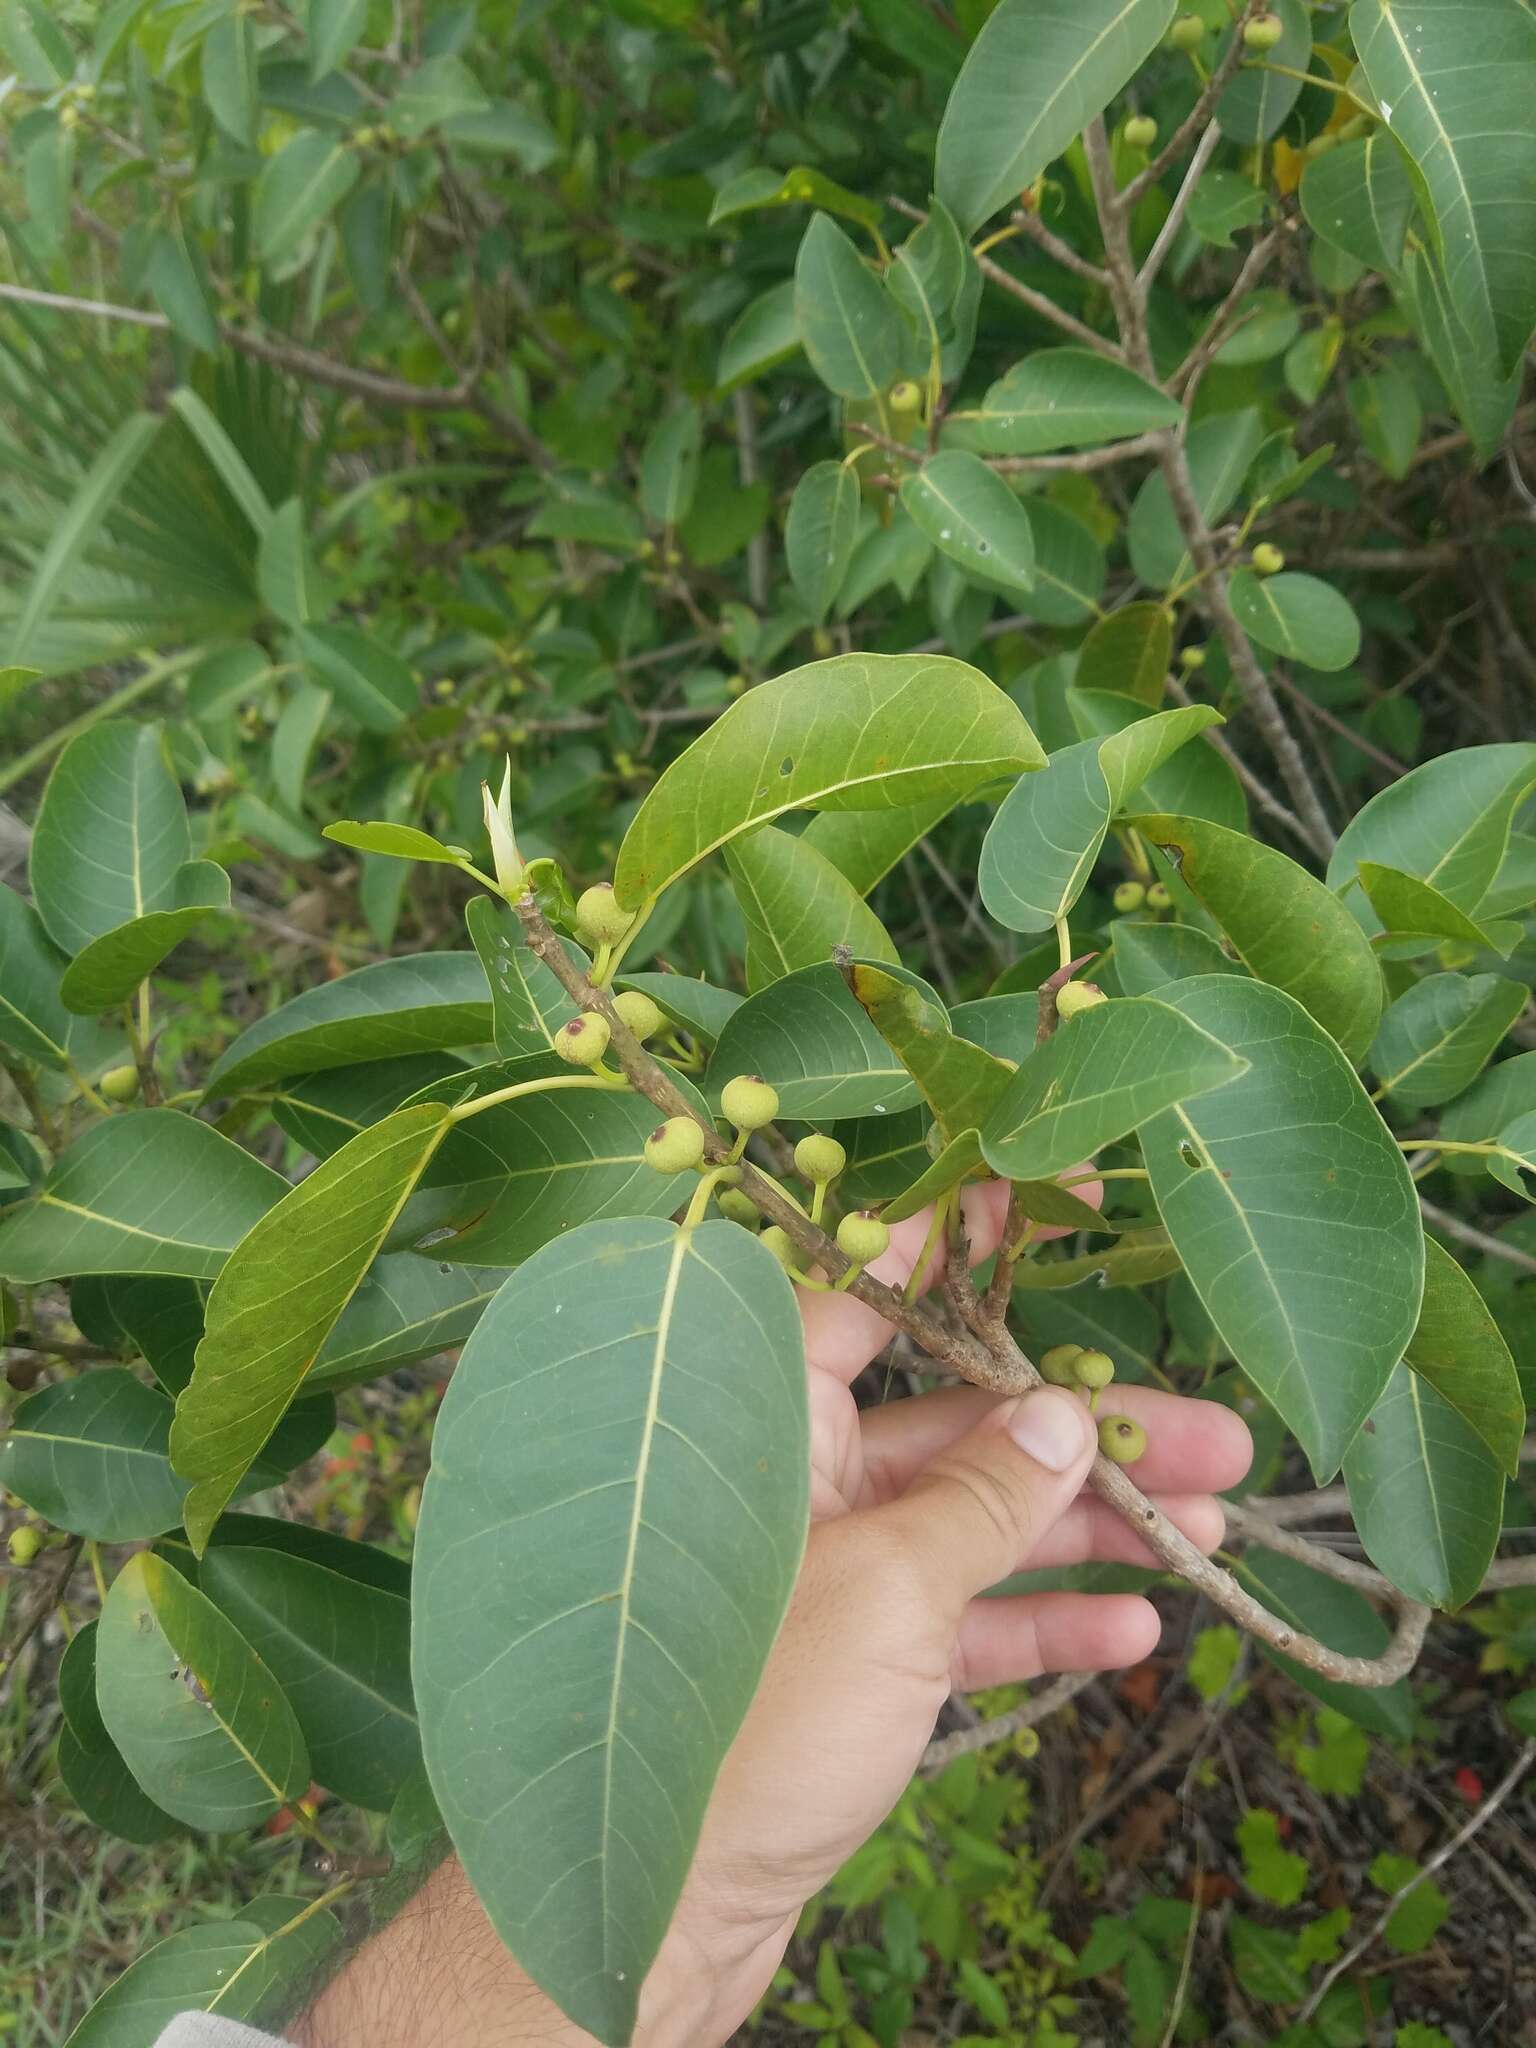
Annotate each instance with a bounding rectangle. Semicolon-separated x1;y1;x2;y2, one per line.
154;2020;289;2048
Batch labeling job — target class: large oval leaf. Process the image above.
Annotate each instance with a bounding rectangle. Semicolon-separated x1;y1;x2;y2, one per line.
0;1111;284;1285
1069;690;1246;830
726;825;899;991
1228;569;1361;672
254;130;360;265
310;1253;505;1390
97;1552;310;1830
1075;602;1172;707
414;1216;808;2045
1343;1363;1502;1609
58;1717;182;1847
1407;1238;1524;1475
0;1370;189;1541
30;721;191;956
1216;0;1310;141
847;963;1016;1135
935;0;1177;232
709;959;942;1120
201;1544;417;1810
613;652;1042;910
466;896;583;1056
61;1898;343;2048
979;995;1246;1179
1327;743;1536;939
1142;976;1424;1478
1131;813;1384;1061
1352;0;1536;375
945;349;1180;456
1368;972;1526;1109
203;953;493;1096
786;460;861;624
793;212;914;399
0;880;73;1070
59;862;232;1014
1235;1547;1416;1737
172;1103;453;1552
1298;132;1414;274
979;708;1222;934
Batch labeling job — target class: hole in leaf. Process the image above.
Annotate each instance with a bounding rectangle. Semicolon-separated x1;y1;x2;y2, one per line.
1179;1140;1202;1169
779;756;794;776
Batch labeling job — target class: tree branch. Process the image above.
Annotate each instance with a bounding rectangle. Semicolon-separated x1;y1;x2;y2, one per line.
921;1672;1094;1772
1117;2;1265;215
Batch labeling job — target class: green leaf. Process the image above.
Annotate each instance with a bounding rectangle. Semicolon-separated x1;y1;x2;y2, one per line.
204;954;492;1095
638;401;703;527
147;229;220;353
1228;570;1361;672
1356;861;1516;959
945;349;1181;455
30;720;194;958
1352;0;1536;374
1216;0;1310;141
786;461;861;624
1347;364;1422;480
979;995;1245;1179
61;1900;342;2046
258;500;325;627
171;1104;452;1552
465;897;581;1056
202;13;257;147
201;1544;417;1809
391;53;489;136
1327;743;1536;939
58;1713;181;1846
1237;1808;1309;1905
935;0;1178;233
1298;132;1414;273
794;212;914;400
1401;242;1521;465
613;652;1042;910
1075;602;1170;707
1489;1109;1536;1202
847;962;1016;1135
1012;1281;1161;1381
802;793;966;896
1128;409;1264;590
97;1551;310;1829
1131;812;1383;1060
1013;1227;1182;1289
710;163;881;232
1142;977;1423;1478
979;707;1222;934
167;388;272;535
1441;1051;1536;1158
59;863;232;1013
1369;972;1526;1108
310;1254;506;1390
1185;170;1268;249
91;1273;205;1395
254;130;361;264
0;880;73;1069
1020;497;1107;623
1234;1547;1416;1736
900;450;1036;596
307;0;369;79
414;1217;808;2045
1069;689;1246;830
709;960;941;1120
0;1371;188;1541
299;622;417;731
715;280;801;394
8;411;159;667
1405;1239;1523;1475
1343;1363;1502;1608
323;820;466;864
406;1076;705;1266
1111;920;1242;998
1370;1855;1450;1955
0;1111;283;1284
613;973;742;1050
726;827;899;992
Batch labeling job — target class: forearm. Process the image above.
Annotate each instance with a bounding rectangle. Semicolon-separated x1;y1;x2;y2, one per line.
288;1859;779;2048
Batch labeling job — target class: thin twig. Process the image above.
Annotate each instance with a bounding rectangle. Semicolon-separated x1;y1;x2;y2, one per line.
1117;2;1264;214
1163;675;1319;850
1009;206;1112;289
1140;122;1223;291
1421;1200;1536;1275
1295;1740;1536;2025
988;430;1168;476
921;1672;1094;1772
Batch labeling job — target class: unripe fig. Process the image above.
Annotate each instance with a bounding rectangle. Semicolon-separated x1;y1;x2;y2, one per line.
720;1073;780;1132
8;1524;41;1566
759;1226;797;1269
888;380;923;416
574;883;635;946
1113;880;1147;914
1145;881;1173;911
1075;1348;1116;1390
613;990;665;1041
1040;1343;1085;1386
1250;541;1285;575
1098;1414;1149;1463
836;1210;890;1264
554;1013;611;1067
717;1188;761;1227
644;1117;706;1174
1124;114;1158;148
1179;643;1207;669
100;1064;141;1103
1055;981;1108;1020
1243;12;1284;46
1170;12;1206;46
794;1134;847;1184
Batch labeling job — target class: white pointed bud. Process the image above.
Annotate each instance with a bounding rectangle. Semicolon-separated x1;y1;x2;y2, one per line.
481;762;524;899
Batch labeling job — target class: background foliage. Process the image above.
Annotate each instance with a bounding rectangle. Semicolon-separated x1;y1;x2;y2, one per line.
4;0;1536;2042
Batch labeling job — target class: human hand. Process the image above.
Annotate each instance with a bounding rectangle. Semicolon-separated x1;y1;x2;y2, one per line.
293;1178;1251;2048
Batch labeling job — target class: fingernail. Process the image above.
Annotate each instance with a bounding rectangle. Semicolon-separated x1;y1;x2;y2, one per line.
1005;1388;1091;1472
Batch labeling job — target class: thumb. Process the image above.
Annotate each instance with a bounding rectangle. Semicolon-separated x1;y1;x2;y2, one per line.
875;1386;1098;1618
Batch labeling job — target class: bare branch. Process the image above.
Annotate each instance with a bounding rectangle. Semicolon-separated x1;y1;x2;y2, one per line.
1421;1198;1536;1275
1009;206;1112;289
988;430;1169;476
921;1672;1094;1772
1117;1;1265;215
1139;121;1223;291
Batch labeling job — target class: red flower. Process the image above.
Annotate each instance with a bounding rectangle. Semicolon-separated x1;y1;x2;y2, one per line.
1453;1766;1484;1805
